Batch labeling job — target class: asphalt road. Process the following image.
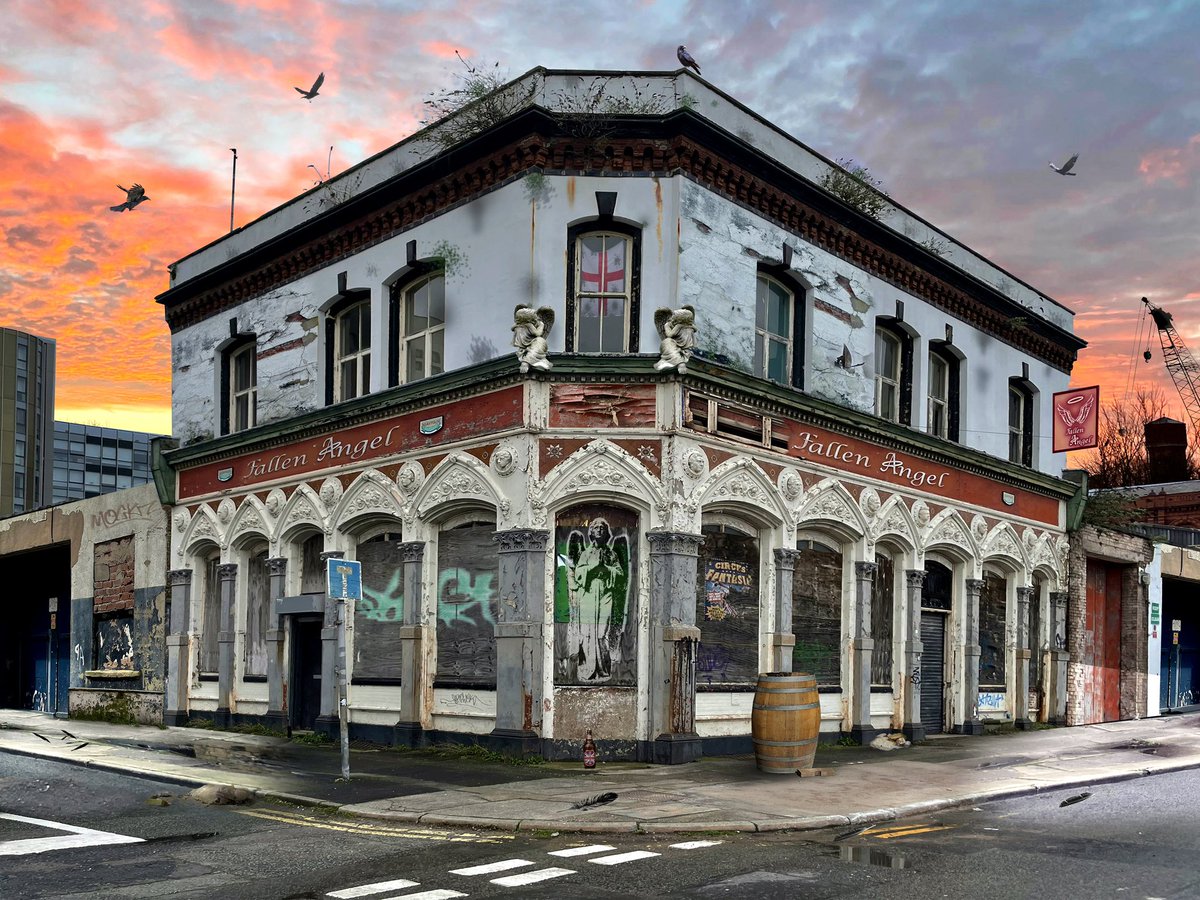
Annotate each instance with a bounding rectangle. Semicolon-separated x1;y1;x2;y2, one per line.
2;751;1198;899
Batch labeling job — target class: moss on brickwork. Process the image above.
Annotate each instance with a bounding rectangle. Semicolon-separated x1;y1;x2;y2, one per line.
71;693;139;726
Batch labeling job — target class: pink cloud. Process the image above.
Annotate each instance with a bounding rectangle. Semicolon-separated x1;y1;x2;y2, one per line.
1138;134;1200;187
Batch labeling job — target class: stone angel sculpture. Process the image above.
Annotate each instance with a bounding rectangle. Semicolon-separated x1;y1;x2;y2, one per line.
653;305;696;372
512;304;555;373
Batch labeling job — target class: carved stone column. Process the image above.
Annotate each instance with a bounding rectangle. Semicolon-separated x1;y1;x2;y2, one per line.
1046;591;1070;725
770;549;801;672
958;577;984;735
647;531;704;764
315;550;343;736
264;557;288;731
215;563;238;728
1014;585;1034;730
164;569;193;726
902;569;926;742
490;529;550;755
850;560;877;745
394;541;427;747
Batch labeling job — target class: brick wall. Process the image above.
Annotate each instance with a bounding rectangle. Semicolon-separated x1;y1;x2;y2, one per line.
93;535;135;616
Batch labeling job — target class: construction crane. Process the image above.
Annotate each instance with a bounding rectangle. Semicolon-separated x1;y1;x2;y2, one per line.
1142;296;1200;438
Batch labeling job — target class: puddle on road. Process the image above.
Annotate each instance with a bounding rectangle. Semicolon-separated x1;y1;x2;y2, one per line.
838;845;910;869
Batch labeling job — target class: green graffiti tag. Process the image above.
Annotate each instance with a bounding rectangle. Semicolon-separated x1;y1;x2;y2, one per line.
438;568;497;627
358;568;404;622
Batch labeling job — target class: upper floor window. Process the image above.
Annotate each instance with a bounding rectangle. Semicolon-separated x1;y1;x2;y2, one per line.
567;224;640;353
1008;380;1034;466
875;321;913;425
755;274;794;384
397;272;445;383
333;297;371;403
229;341;257;433
927;344;959;441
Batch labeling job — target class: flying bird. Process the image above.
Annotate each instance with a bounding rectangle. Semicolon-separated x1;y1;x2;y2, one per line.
1049;153;1079;176
110;184;149;212
295;71;325;100
677;45;701;75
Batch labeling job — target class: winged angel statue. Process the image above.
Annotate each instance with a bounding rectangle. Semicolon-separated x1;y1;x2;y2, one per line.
653;305;696;372
512;305;554;373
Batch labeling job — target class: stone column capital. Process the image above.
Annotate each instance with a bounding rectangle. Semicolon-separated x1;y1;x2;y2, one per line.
265;557;288;576
855;560;877;581
493;529;550;553
647;531;704;556
965;577;984;597
217;563;238;581
773;547;802;569
399;540;426;563
168;568;193;587
319;550;344;562
905;569;926;590
1016;585;1034;605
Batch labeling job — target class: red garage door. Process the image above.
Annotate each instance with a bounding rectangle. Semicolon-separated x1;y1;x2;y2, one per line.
1084;561;1123;722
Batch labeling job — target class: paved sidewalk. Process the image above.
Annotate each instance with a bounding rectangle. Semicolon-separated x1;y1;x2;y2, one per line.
3;709;1199;834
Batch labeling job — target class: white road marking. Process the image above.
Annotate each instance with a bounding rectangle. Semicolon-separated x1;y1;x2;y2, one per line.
669;840;724;850
0;813;144;857
548;844;616;857
589;850;661;865
327;878;419;898
449;858;534;875
490;867;576;887
382;891;465;900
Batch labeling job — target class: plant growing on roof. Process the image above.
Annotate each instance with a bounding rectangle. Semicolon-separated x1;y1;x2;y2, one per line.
421;52;540;151
819;158;890;221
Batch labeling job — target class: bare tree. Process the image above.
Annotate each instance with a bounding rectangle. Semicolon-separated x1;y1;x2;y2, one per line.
1076;387;1199;488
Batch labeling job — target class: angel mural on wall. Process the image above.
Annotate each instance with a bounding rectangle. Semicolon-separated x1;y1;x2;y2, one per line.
557;516;631;683
653;305;696;372
512;304;554;373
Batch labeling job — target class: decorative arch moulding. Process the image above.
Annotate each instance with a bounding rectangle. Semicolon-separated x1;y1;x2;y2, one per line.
175;386;522;500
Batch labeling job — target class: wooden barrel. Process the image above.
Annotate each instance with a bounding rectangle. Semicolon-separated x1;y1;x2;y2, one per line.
751;672;820;774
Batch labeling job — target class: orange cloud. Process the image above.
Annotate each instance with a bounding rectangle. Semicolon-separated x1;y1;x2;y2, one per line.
1138;134;1200;187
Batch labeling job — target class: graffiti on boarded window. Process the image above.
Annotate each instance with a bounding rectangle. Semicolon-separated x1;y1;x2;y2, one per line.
872;553;894;686
436;522;498;685
354;536;405;681
554;505;637;686
979;571;1007;686
244;550;270;677
696;526;760;685
792;540;842;687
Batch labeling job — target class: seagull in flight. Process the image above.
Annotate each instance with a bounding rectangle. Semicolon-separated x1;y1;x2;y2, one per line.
677;45;701;75
110;183;149;212
1049;153;1079;176
295;71;325;100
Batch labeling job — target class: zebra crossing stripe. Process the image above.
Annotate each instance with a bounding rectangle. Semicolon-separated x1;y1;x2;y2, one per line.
548;844;616;857
326;878;419;898
449;859;534;876
490;867;576;887
669;840;724;850
589;850;661;865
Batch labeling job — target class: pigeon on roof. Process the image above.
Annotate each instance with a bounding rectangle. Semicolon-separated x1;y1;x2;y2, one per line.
295;71;325;100
110;183;149;212
677;45;701;75
1049;153;1079;176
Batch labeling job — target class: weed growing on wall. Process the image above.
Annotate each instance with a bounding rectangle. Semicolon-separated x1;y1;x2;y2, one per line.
819;158;890;220
421;53;541;151
429;240;468;278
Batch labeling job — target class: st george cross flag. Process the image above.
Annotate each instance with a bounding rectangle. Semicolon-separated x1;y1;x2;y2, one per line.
580;236;626;317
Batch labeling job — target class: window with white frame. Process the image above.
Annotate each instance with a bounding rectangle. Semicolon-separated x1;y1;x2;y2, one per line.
1008;381;1033;465
928;350;949;438
573;231;632;353
228;341;257;433
876;327;902;422
334;298;371;402
755;274;793;384
401;273;445;383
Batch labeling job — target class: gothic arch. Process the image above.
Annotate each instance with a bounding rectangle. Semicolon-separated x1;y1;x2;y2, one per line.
871;494;918;553
181;503;224;557
795;478;867;541
695;457;790;528
539;440;665;521
333;469;407;535
923;508;978;564
228;496;271;550
980;521;1029;574
1030;533;1063;588
277;483;328;543
415;452;507;523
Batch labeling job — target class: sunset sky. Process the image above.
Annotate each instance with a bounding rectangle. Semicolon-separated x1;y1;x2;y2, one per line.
3;0;1199;438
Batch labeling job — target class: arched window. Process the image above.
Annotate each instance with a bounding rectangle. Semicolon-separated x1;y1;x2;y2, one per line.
221;338;257;435
325;292;371;404
1008;379;1035;466
435;517;499;687
872;551;895;687
927;344;959;441
875;321;913;425
198;552;221;676
697;519;760;687
755;273;798;385
354;532;405;682
566;223;640;353
243;546;269;678
393;272;445;384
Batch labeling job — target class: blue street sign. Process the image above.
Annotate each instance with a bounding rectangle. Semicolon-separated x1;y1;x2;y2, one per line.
326;558;362;601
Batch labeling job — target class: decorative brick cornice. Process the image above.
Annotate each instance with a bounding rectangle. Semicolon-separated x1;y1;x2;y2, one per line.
159;113;1079;372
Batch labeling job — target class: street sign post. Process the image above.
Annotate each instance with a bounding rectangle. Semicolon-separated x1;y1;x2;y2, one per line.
326;558;362;782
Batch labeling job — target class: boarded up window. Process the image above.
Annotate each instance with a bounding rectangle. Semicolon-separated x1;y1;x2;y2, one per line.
199;556;220;673
1029;574;1044;698
872;553;894;686
355;534;405;681
696;524;760;686
554;505;637;686
244;549;269;677
793;540;842;687
436;521;498;685
94;535;137;671
979;571;1007;687
300;534;325;594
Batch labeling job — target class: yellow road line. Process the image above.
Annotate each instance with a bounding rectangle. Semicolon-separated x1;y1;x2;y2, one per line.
873;825;955;840
235;808;511;843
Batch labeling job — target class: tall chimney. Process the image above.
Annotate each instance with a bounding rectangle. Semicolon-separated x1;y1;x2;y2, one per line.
1144;417;1188;484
